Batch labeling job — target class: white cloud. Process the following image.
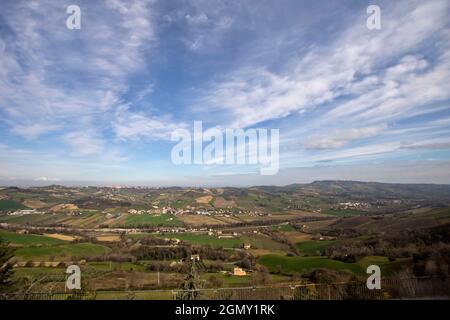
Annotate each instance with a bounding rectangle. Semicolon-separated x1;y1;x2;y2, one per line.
62;130;104;156
11;123;59;139
304;125;387;150
0;0;156;141
196;0;450;129
113;108;186;141
186;13;209;25
34;176;60;182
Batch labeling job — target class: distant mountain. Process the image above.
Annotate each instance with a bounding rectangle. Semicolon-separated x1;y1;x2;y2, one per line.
303;180;450;200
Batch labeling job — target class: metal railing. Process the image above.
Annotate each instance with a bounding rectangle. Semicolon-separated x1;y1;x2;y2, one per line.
1;276;449;300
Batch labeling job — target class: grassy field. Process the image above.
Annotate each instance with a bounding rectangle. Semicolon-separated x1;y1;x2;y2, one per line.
201;272;292;287
124;214;183;227
356;256;411;275
158;233;243;247
95;291;173;300
86;261;146;272
0;230;68;246
416;206;450;219
258;254;365;275
0;214;62;225
295;240;337;255
178;215;227;226
154;232;287;250
323;208;365;216
271;224;296;232
259;254;410;276
0;200;28;211
14;243;111;261
243;235;288;250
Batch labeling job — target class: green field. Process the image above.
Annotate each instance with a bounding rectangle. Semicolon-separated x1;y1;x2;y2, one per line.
153;233;287;250
295;240;337;255
0;214;59;225
258;254;365;275
0;200;28;211
124;214;183;227
356;256;411;275
418;207;450;219
14;243;111;261
258;254;410;276
272;224;296;232
323;209;365;216
95;290;173;300
158;233;243;247
201;272;292;287
0;230;67;246
86;261;146;272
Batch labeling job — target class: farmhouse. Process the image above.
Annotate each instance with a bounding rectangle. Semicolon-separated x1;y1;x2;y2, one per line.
190;254;200;261
233;267;247;276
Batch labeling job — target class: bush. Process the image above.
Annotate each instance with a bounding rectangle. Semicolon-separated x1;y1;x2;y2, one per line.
307;268;353;284
208;275;224;288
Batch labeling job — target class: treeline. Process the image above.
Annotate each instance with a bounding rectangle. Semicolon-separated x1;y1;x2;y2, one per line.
131;245;233;261
146;261;225;273
324;223;450;276
192;216;333;230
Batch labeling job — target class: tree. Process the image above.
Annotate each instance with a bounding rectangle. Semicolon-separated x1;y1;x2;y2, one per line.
0;237;15;292
177;258;204;300
251;266;271;286
208;275;224;288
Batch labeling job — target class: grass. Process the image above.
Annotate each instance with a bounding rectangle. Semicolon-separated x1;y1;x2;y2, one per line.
356;256;411;275
258;254;365;275
201;272;292;287
14;243;111;261
86;261;146;272
295;240;337;255
154;233;287;250
242;235;287;251
95;290;173;300
0;214;57;225
323;209;365;216
0;200;28;211
13;267;66;276
259;254;410;276
422;207;450;219
124;214;183;227
271;224;295;232
157;233;244;248
202;272;251;287
0;230;67;246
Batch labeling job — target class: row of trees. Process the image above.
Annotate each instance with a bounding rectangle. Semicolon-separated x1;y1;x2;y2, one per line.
0;237;14;293
324;223;450;276
131;245;233;261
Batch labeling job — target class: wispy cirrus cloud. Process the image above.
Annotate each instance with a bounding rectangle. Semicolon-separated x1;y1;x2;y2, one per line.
1;0;450;185
304;125;387;150
0;0;157;147
196;0;450;130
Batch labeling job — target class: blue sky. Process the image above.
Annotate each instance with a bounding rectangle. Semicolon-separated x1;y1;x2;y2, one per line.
0;0;450;186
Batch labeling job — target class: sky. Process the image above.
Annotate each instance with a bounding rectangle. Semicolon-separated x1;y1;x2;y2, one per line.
0;0;450;187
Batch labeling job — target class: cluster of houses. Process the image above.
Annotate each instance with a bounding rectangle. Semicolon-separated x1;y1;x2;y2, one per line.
337;201;370;209
7;209;45;216
124;205;266;218
127;209;155;215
